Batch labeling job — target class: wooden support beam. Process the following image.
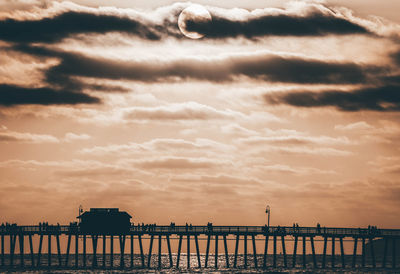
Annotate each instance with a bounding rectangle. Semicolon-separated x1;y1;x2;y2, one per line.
224;235;230;268
187;234;190;268
205;234;211;268
119;235;126;269
130;235;134;268
215;235;219;269
147;234;154;268
1;234;3;267
302;236;306;268
37;234;43;267
92;235;98;268
158;235;162;269
292;236;298;268
56;234;62;267
138;235;145;268
263;234;268;268
110;235;114;268
361;237;366;268
340;237;345;268
252;235;258;268
176;235;183;268
382;237;388;268
29;234;35;267
273;235;277;268
75;234;78;268
370;237;375;268
102;235;106;268
167;235;173;268
244;234;248;268
322;237;327;269
65;234;71;267
310;237;317;268
195;234;201;268
10;235;15;267
234;234;239;268
48;234;52;267
82;235;86;268
19;234;24;267
281;236;287;268
352;237;358;268
393;238;396;269
331;237;335;268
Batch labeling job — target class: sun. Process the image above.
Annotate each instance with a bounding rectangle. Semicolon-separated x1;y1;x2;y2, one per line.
178;4;212;39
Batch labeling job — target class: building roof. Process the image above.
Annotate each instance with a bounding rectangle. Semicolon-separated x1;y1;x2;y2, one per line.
77;208;132;219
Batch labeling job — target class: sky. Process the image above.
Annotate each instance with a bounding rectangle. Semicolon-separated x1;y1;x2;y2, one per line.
0;0;399;228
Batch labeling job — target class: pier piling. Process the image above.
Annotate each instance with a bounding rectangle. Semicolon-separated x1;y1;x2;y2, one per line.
340;237;345;268
293;235;298;267
302;236;306;268
281;235;287;268
167;235;173;268
215;234;218;268
263;234;269;268
233;234;239;268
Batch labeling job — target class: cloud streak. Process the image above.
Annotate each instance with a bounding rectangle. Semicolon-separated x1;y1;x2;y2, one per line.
123;102;241;120
265;85;400;112
0;11;162;43
187;12;369;39
21;46;378;85
0;84;100;106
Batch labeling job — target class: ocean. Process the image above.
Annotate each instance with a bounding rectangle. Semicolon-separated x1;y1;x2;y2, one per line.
0;254;399;273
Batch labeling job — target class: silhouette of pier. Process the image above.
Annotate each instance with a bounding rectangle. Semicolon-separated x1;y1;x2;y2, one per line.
1;208;399;269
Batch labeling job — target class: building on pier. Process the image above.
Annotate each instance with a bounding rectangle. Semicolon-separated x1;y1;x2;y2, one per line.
77;208;131;233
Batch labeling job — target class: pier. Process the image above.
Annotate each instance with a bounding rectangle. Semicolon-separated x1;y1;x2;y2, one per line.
1;224;399;269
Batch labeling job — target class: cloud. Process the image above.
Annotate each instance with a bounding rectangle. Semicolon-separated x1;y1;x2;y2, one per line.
81;138;232;156
391;50;400;66
64;132;91;142
237;134;351;146
133;156;228;169
172;174;263;186
54;166;134;178
187;12;369;39
19;45;377;85
254;146;352;156
265;85;400;111
221;123;259;136
335;121;374;131
123;102;240;120
0;125;59;143
0;11;163;43
59;51;373;84
257;164;336;176
0;127;92;143
0;84;100;106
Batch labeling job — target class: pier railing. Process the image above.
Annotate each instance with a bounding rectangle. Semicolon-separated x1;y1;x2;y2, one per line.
1;225;399;237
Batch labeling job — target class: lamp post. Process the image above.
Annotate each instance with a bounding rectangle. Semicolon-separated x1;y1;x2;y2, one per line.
266;205;270;228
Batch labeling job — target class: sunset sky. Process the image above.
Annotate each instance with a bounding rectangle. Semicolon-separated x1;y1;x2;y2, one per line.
0;0;399;228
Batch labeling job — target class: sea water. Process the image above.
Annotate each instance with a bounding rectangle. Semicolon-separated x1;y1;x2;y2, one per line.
0;254;399;273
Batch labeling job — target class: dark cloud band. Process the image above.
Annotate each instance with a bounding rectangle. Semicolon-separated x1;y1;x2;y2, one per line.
187;13;369;39
0;11;163;43
23;46;374;85
265;85;400;112
0;84;100;106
